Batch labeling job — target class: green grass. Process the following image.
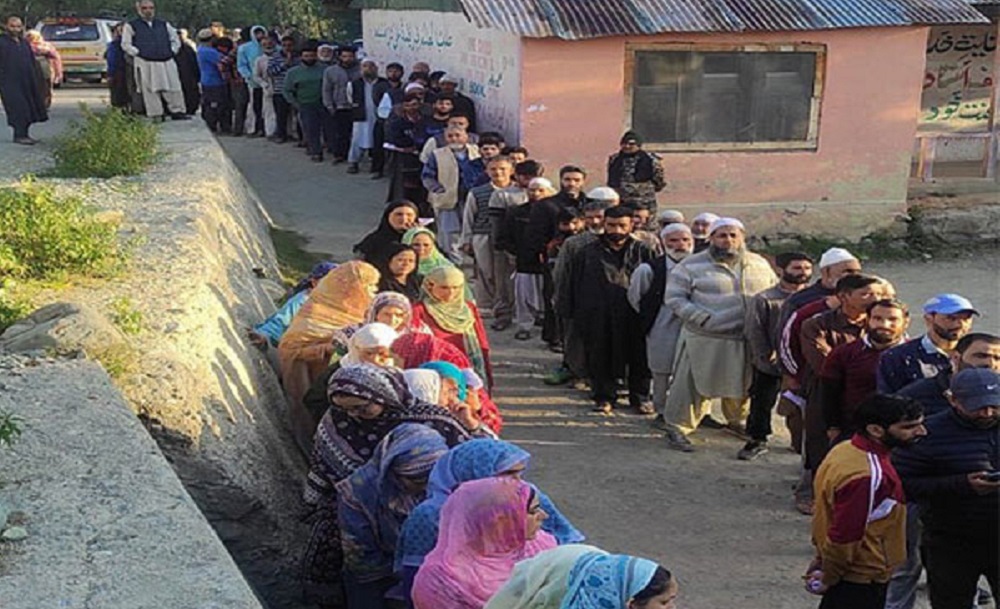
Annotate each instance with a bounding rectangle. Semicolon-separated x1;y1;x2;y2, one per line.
269;227;334;286
0;409;22;448
51;105;159;179
108;296;143;335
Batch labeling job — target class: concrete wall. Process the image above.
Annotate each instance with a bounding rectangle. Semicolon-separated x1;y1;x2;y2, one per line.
363;8;523;142
519;27;930;239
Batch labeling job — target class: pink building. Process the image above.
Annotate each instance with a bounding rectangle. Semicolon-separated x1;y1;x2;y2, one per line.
359;0;989;239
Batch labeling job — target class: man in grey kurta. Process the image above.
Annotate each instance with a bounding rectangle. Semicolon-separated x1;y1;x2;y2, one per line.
662;217;777;452
628;222;694;425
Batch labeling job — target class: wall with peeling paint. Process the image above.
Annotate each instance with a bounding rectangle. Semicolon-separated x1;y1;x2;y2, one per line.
518;27;929;239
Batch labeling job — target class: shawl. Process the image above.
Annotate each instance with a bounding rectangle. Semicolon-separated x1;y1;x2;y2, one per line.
392;333;470;370
279;261;379;364
420;360;468;401
303;365;470;507
354;201;420;269
403;369;441;404
377;242;423;302
331;290;412;365
338;322;398;368
484;545;606;609
420;266;486;380
397;440;584;571
402;226;454;278
291;260;338;296
560;553;660;609
336;423;448;582
412;477;558;609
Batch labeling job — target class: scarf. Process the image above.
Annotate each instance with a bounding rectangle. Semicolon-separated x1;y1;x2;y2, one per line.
291;260;338;295
376;242;422;302
354;201;419;268
331;291;413;366
420;360;468;401
338;322;398;368
420;266;486;380
397;440;584;571
411;478;558;609
484;545;606;609
336;423;448;582
365;291;413;326
560;553;660;609
391;333;471;370
402;226;454;278
403;369;441;404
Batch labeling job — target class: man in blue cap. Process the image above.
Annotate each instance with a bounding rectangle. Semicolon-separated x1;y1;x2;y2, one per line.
877;293;978;395
893;368;1000;609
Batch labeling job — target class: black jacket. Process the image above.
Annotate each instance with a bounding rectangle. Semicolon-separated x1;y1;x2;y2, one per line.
896;371;951;417
524;191;585;265
893;409;999;545
498;202;544;274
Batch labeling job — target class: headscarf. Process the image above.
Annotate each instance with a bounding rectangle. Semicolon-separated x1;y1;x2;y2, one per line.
304;365;469;507
376;242;422;302
392;333;470;370
338;322;398;368
330;290;413;366
560;553;660;609
420;266;487;383
292;261;338;295
336;423;448;582
402;226;453;278
411;477;558;609
354;201;420;269
485;545;607;609
420;360;468;401
404;369;441;404
396;440;584;571
364;291;413;327
279;261;379;364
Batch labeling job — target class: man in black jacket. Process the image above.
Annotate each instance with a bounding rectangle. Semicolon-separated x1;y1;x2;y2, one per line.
893;368;1000;609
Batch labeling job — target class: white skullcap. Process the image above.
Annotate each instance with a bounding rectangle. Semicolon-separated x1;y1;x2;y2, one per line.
659;222;692;240
708;217;745;235
818;247;858;269
693;212;719;224
528;177;554;190
657;209;685;224
404;82;425;93
587;186;620;202
462;368;484;391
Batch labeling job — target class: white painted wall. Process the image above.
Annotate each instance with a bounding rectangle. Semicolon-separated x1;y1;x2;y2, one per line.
362;9;522;143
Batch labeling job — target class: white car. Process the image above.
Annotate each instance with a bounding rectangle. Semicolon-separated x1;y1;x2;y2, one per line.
34;16;117;82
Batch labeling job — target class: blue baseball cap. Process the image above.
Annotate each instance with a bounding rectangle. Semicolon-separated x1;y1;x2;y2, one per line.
923;293;979;316
950;368;1000;411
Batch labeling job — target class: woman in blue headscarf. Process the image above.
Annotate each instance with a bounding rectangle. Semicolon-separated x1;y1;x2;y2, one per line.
561;553;677;609
393;438;585;607
337;423;449;609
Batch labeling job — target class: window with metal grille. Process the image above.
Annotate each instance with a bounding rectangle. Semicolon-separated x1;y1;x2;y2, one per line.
626;44;825;151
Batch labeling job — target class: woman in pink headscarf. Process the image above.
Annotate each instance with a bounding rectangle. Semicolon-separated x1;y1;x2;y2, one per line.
411;477;557;609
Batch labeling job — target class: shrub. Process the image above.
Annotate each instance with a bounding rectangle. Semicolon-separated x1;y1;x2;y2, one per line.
52;105;159;178
0;180;124;281
0;409;22;448
109;296;143;335
0;281;32;333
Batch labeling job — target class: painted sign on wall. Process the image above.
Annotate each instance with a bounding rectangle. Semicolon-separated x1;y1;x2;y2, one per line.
920;25;996;133
363;9;522;142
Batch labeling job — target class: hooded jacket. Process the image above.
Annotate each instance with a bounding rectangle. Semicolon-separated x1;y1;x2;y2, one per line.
237;25;266;87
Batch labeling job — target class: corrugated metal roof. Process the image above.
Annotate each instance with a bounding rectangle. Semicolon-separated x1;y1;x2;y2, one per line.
454;0;990;39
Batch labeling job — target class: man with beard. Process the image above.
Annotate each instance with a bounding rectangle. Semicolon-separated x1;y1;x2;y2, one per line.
437;73;477;132
689;212;718;253
662;218;777;451
628;222;695;424
877;293;978;394
322;45;361;163
346;59;385;174
739;251;814;461
807;394;926;609
561;206;655;414
121;0;188;121
283;43;327;162
0;15;47;144
893;369;999;609
819;300;910;446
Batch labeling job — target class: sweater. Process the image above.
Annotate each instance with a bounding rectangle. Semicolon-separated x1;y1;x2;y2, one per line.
197;46;225;87
283;63;326;107
812;434;907;587
745;285;796;376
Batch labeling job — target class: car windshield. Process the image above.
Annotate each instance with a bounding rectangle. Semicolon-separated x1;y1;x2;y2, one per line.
41;23;99;42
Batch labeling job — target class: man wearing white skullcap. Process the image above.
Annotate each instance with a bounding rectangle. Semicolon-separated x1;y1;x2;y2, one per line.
662;217;777;451
690;212;719;253
503;177;557;340
657;209;685;228
587;186;620;204
628;222;694;420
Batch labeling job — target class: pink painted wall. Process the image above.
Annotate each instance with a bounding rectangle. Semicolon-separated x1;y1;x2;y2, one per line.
518;27;930;237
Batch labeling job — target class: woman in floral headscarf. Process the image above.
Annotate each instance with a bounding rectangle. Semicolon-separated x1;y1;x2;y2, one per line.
338;424;448;609
411;477;557;609
330;291;416;367
411;266;491;388
559;553;678;609
279;261;380;453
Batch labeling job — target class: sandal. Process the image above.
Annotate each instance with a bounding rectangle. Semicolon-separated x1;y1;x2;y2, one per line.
592;402;614;416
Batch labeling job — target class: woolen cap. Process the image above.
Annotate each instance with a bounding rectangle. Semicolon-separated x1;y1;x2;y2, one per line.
923;293;979;316
196;28;213;42
587;186;620;202
404;82;425;93
818;247;858;269
950;368;1000;411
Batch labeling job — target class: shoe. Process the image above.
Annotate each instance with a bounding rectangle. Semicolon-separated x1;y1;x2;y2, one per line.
737;441;769;461
296;141;306;148
547;342;564;354
699;416;726;430
543;366;574;386
665;428;695;452
25;136;40;144
310;154;324;162
723;422;749;440
795;498;815;516
633;400;655;415
533;318;544;328
170;113;191;120
572;379;591;392
592;402;614;416
490;319;512;332
346;162;359;174
332;157;346;165
976;587;991;606
650;415;670;432
514;330;531;341
370;171;384;180
13;137;35;146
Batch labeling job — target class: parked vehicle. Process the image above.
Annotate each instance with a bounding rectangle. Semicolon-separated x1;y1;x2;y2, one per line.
34;16;117;82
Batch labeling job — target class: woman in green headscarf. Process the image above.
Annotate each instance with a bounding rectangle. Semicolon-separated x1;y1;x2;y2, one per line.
402;226;473;301
411;266;492;389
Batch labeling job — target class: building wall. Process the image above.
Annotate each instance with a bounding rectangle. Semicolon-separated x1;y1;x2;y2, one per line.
520;28;930;239
362;9;523;142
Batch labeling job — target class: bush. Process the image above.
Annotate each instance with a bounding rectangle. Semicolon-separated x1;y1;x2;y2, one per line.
52;105;159;178
0;281;32;332
0;409;22;448
0;180;124;281
109;296;143;335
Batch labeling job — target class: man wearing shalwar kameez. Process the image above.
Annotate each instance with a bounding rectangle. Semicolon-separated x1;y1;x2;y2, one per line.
346;59;383;174
121;0;187;120
662;217;777;452
0;16;47;144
